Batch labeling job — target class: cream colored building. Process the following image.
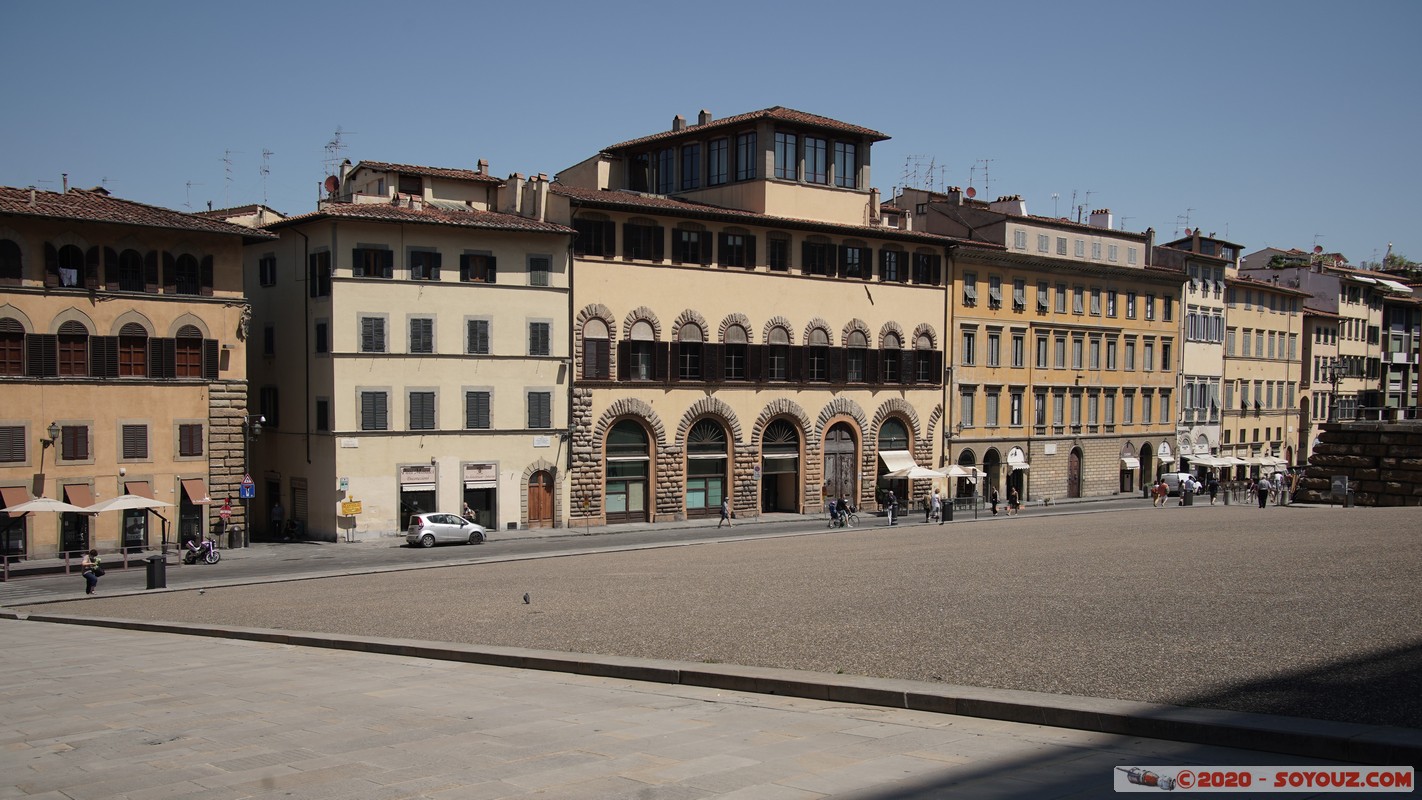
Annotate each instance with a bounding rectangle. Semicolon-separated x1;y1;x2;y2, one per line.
1;186;270;557
553;108;955;523
1300;306;1341;460
245;162;574;539
898;188;1180;499
1152;233;1238;476
1220;275;1307;474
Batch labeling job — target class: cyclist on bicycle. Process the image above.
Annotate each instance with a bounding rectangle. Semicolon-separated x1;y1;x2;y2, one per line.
834;495;851;526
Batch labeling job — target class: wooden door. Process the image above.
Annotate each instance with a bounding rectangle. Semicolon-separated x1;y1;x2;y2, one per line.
527;471;553;529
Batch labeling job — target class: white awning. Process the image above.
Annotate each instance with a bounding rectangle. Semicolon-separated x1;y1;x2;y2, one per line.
1217;456;1247;466
1190;455;1221;467
1120;457;1141;470
1009;462;1030;471
1376;278;1413;294
878;450;917;474
1348;274;1377;284
1158;454;1174;462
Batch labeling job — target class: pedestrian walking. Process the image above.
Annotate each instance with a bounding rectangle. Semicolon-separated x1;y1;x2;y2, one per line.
718;497;733;528
926;489;940;523
1207;476;1219;505
886;489;897;525
1256;476;1272;509
270;500;284;540
990;488;999;516
1007;487;1019;516
80;549;102;595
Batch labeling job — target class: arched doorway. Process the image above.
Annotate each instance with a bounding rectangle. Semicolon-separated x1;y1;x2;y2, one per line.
1138;442;1153;491
761;419;800;513
685;418;729;519
982;448;1002;502
1120;442;1138;493
605;420;651;523
956;449;978;500
824;422;859;506
527;470;553;529
1067;447;1084;498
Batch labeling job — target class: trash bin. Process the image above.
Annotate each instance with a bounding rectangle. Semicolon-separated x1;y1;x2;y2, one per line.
144;554;167;590
1182;490;1194;506
1343;490;1355;508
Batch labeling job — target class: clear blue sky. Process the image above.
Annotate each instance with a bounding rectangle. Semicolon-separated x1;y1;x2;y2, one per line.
6;0;1419;265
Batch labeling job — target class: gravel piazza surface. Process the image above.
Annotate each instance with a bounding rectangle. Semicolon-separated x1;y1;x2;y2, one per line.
40;503;1422;729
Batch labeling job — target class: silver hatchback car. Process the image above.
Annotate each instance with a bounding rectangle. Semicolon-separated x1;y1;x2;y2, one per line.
406;513;488;547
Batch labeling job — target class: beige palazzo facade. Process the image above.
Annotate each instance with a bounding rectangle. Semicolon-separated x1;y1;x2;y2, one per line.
552;108;962;523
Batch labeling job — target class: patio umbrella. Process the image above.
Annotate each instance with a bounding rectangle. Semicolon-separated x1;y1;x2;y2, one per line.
84;494;174;513
882;465;948;480
945;465;983;480
5;496;93;514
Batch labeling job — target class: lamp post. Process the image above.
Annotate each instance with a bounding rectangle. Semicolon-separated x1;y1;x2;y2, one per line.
241;414;264;548
1326;358;1344;423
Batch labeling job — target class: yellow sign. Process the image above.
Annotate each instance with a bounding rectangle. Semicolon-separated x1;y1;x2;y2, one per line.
340;500;363;516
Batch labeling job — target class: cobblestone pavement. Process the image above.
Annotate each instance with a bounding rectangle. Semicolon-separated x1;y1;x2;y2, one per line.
0;619;1348;799
29;503;1422;730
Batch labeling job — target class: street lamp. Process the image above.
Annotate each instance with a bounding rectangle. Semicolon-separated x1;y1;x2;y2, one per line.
40;421;59;448
240;414;264;547
1325;358;1344;422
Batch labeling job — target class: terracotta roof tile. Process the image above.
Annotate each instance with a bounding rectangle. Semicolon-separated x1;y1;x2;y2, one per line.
605;106;891;151
267;200;573;235
353;161;503;184
551;184;985;247
0;186;274;240
194;204;280;218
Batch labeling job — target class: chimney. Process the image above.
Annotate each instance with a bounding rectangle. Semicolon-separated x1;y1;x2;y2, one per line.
1145;227;1155;266
505;173;525;215
340;159;354;182
698;109;713;126
869;188;881;224
523;173;549;221
944;186;964;206
62;173;68;193
672;114;686;132
1088;208;1113;229
477;158;489;176
989;194;1027;216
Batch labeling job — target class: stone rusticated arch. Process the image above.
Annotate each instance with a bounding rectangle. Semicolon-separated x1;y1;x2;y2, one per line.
924;403;945;453
719;312;754;343
167;312;211;339
752;399;813;446
671;309;710;341
109;309;155;337
49;306;95;335
674;397;744;446
762;314;795;342
871;398;922;445
592;397;668;447
877;320;905;349
910;322;938;350
841;318;871;347
577;303;617;377
622;306;662;341
800;317;833;346
815;397;869;442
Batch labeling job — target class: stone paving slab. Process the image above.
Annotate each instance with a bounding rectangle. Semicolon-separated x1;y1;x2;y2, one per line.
0;620;1352;799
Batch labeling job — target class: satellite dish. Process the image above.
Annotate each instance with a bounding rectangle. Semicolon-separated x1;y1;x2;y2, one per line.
324;175;340;194
965;186;977;199
1312;245;1323;254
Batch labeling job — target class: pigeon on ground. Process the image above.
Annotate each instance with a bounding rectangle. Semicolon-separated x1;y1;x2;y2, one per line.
523;592;530;604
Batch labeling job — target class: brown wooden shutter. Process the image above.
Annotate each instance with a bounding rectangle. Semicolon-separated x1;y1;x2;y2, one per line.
616;340;631;381
743;234;756;268
90;336;118;378
27;334;57;377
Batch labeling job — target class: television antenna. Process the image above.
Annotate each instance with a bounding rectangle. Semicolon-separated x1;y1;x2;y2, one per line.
901;155;946;193
184;180;205;209
1118;215;1134;231
323;126;356;179
260;149;274;206
222;149;243;207
1051;193;1060;217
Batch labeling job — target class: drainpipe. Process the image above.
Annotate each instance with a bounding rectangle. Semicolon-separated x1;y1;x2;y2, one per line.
292;227;310;467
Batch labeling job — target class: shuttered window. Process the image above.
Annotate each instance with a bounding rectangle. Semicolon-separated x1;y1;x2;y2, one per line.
0;425;24;462
409;318;434;354
0;318;25;375
528;322;551;356
465;391;491;429
119;323;148;377
121;424;148;460
60;425;88;461
409;391;435;430
467;320;490;354
352;248;393;278
360;317;386;353
360;391;388;431
175;326;202;378
527;391;551;429
178;423;203;457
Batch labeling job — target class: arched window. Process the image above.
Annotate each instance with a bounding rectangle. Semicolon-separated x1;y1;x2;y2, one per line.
582;318;610;380
685;418;728;518
915;333;935;382
677;323;703;380
624;319;655;381
176;325;203;378
0;318;24;375
807;327;829;381
0;240;21;285
606;420;651;523
57;321;88;376
118;322;148;377
882;331;901;382
57;245;84;287
723;323;748;381
846;329;868;382
767;325;790;381
118;249;144;292
879;418;909;451
174;254;201;295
